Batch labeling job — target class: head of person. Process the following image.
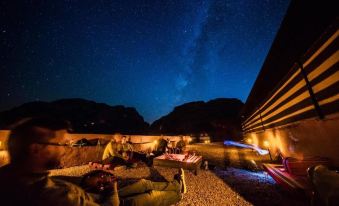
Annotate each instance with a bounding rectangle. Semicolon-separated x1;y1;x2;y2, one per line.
121;136;127;144
80;170;117;195
7;116;72;170
113;133;122;143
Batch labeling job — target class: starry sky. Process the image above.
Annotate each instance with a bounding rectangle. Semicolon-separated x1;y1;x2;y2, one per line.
1;0;290;123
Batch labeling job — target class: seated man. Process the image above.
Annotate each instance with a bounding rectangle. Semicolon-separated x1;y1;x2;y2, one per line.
121;136;136;167
102;135;136;168
0;117;186;206
175;136;186;154
153;137;170;156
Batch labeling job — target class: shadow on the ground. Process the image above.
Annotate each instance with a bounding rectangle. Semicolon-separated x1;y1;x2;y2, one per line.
148;166;168;182
211;166;309;206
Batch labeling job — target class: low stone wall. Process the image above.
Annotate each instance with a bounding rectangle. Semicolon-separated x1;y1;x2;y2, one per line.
67;133;191;144
0;130;10;151
60;146;104;168
0;151;9;167
60;143;156;168
0;131;193;168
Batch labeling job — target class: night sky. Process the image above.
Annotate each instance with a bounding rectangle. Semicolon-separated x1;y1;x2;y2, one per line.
1;0;290;123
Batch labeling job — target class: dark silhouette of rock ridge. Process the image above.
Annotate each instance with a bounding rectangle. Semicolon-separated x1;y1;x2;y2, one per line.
150;98;244;141
0;98;149;134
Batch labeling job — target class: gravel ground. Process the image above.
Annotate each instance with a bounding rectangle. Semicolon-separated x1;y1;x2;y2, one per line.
213;167;309;206
49;164;309;206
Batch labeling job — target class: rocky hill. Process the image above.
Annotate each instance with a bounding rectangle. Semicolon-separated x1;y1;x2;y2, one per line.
0;98;149;134
0;98;244;139
150;98;244;141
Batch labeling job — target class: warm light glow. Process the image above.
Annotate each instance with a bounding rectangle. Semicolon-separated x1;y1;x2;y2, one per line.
204;140;210;144
274;130;285;154
263;140;270;148
153;140;158;145
250;133;259;146
246;138;252;144
188;137;192;142
224;140;269;155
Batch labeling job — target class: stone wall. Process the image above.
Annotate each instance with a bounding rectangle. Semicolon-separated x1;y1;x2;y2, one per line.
0;131;192;167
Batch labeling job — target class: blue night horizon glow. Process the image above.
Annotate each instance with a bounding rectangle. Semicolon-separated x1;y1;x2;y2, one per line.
1;0;290;123
224;140;269;155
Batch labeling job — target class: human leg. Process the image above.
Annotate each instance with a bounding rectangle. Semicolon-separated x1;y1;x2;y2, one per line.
174;168;187;193
102;156;127;166
122;190;181;206
118;179;180;197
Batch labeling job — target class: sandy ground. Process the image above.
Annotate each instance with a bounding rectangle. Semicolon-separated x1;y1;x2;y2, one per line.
49;164;309;206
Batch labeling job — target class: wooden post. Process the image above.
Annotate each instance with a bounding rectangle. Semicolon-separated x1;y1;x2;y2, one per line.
298;62;324;119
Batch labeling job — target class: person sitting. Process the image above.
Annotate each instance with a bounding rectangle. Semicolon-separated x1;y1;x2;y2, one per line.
102;136;127;167
167;138;176;154
121;136;153;167
121;136;136;167
153;137;170;156
0;117;187;206
102;135;137;168
175;136;186;154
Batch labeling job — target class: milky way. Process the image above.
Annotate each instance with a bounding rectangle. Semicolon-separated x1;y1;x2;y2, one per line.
1;0;290;123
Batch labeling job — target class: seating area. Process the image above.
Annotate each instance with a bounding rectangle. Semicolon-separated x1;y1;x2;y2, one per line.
262;163;312;193
262;156;333;202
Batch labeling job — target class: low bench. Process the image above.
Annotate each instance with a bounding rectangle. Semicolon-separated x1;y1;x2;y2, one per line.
153;154;202;175
262;163;312;193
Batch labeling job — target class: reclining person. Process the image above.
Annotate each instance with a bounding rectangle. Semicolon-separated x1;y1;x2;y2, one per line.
0;117;186;206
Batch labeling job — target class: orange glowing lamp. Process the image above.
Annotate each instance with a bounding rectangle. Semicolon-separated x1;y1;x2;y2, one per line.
263;140;270;148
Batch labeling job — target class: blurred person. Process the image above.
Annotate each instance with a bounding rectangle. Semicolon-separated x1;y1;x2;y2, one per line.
175;136;186;154
308;165;339;206
154;137;170;156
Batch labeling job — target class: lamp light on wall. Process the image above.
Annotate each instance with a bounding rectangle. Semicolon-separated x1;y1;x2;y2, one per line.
152;140;158;152
263;140;270;148
246;138;252;144
153;140;158;147
187;137;192;144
